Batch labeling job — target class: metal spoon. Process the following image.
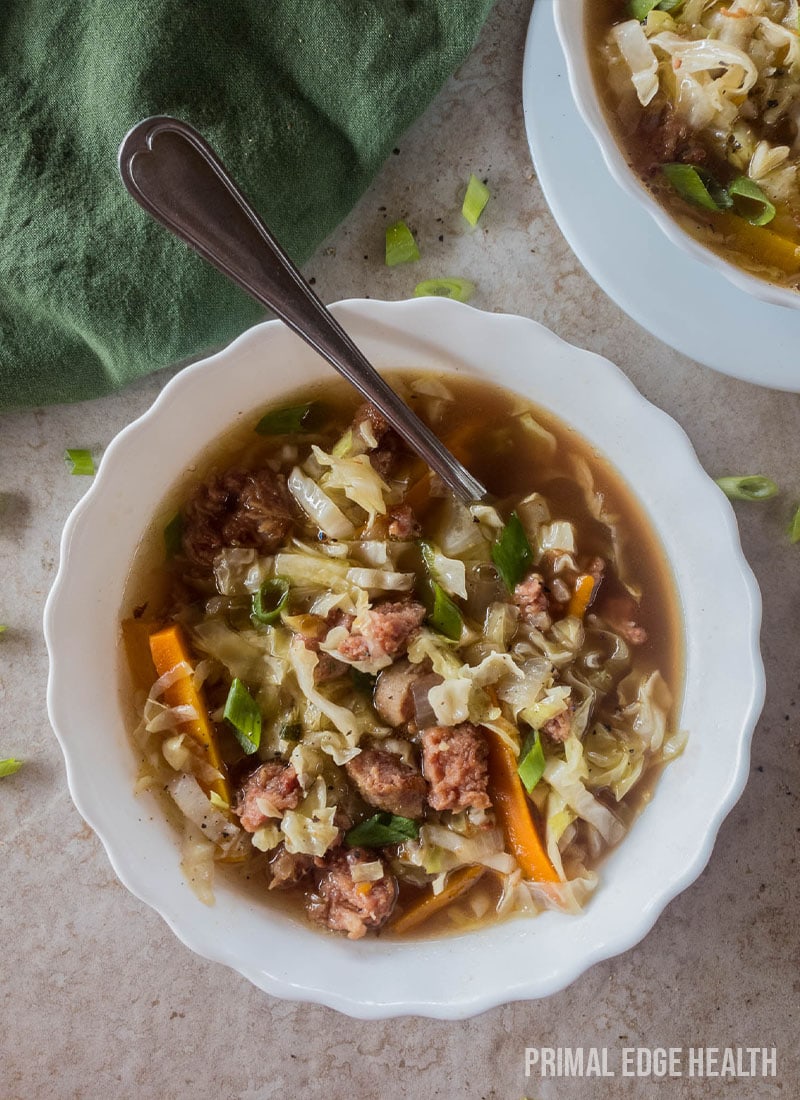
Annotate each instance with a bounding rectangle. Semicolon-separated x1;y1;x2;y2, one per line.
117;116;487;504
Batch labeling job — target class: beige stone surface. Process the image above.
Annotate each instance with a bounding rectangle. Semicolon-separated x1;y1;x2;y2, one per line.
1;1;798;1097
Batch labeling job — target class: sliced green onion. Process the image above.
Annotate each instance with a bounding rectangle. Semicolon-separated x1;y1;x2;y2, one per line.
163;512;183;559
64;448;95;476
255;402;313;436
630;0;682;17
345;812;419;848
715;475;779;502
788;506;800;542
385;220;420;266
223;677;262;754
278;719;302;742
251;577;290;625
413;277;475;303
661;164;731;212
728;176;776;227
517;729;546;794
462;174;490;226
492;512;534;592
419;541;464;640
428;581;463;641
350;667;377;695
0;625;6;635
0;758;22;777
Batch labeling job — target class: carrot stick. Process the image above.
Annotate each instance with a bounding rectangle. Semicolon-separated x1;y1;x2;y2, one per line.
390;865;485;934
567;574;595;619
403;422;480;513
148;623;232;807
711;210;800;274
121;617;160;694
484;727;560;884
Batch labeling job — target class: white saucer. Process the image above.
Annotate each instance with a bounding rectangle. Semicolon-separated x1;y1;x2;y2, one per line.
522;1;800;392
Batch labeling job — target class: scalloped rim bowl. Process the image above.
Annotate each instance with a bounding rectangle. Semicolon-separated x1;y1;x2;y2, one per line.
45;298;764;1018
553;0;800;312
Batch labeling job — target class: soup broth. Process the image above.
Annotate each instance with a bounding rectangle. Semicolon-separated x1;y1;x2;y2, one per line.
122;372;683;940
589;0;800;287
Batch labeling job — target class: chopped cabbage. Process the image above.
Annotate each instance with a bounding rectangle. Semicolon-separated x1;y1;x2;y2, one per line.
288;466;355;538
618;669;673;752
543;738;626;846
612;19;659;106
312;445;390;522
423;544;468;599
281;777;340;857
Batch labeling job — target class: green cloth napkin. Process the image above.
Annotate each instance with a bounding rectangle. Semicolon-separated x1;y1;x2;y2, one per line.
0;0;493;411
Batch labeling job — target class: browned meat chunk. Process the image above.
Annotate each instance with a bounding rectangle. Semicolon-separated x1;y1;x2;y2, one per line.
337;633;371;662
313;651;348;684
235;762;301;833
542;709;572;744
268;844;314;890
374;659;443;728
616;620;648;646
600;596;648;646
182;466;294;568
308;848;397;939
421;723;491;812
513;572;551;629
352;402;405;479
338;598;426;662
345;749;428;819
640;103;708;172
387;504;421;541
296;612;351;683
353;401;391;442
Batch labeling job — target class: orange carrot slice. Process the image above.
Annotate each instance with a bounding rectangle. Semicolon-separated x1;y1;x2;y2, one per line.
148;623;232;807
567;574;595;619
484;728;560;884
391;865;485;934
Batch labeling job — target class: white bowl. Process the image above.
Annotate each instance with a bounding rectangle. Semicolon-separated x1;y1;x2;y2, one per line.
553;0;800;311
44;298;764;1018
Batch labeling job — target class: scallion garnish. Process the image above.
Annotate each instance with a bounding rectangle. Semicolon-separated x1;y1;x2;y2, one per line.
413;277;475;303
517;730;546;794
251;577;290;625
0;625;6;635
428;581;463;641
715;475;778;502
345;812;419;848
278;719;302;742
385;220;420;266
419;541;463;640
492;512;534;592
64;448;95;476
728;176;776;227
629;0;682;19
0;758;22;778
788;506;800;543
163;512;183;559
661;164;731;212
223;678;262;754
462;174;490;227
255;402;314;436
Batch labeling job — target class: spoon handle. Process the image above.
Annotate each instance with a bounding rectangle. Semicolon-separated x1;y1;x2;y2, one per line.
118;116;487;503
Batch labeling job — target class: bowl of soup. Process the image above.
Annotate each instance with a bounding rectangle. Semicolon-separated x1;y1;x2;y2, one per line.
44;297;763;1017
555;0;800;309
